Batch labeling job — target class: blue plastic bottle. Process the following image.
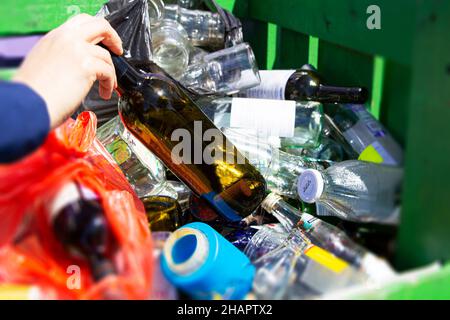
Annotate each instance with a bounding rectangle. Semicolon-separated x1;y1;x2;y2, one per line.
160;222;255;300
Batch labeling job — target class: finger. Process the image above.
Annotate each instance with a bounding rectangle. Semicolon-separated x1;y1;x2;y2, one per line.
89;45;118;89
78;18;123;55
91;58;116;100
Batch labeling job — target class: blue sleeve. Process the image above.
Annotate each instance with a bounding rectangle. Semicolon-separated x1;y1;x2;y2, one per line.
0;81;50;163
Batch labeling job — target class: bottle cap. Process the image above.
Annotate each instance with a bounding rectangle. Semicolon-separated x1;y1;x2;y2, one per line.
261;193;282;213
298;169;324;203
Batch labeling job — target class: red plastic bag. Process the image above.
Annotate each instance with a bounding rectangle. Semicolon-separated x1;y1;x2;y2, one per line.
0;112;153;299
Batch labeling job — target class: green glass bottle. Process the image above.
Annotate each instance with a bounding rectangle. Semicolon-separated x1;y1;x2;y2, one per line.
108;51;266;222
142;195;183;232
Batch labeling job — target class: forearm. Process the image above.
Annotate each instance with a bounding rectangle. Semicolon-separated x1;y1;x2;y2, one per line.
0;81;50;163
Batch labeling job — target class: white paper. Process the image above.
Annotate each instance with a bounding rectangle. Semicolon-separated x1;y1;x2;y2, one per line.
230;98;296;138
245;70;296;100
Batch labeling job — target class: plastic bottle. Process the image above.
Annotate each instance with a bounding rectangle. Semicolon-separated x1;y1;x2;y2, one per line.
298;161;403;224
261;193;396;281
252;230;367;299
161;222;255;299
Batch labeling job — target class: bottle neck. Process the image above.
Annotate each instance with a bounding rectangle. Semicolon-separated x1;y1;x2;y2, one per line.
318;84;368;104
109;52;144;92
263;195;302;231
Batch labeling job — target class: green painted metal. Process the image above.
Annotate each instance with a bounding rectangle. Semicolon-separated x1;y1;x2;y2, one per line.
343;263;450;300
272;27;308;70
308;36;319;69
236;0;416;65
0;0;449;299
370;56;385;120
397;0;450;270
266;23;278;69
0;0;105;35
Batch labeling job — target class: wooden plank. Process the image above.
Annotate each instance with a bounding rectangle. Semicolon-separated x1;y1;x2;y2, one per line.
241;0;415;65
397;0;450;269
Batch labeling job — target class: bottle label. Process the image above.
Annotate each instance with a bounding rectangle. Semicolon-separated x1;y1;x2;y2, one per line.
230;98;296;138
300;213;320;230
245;70;296;100
359;141;397;165
304;245;349;274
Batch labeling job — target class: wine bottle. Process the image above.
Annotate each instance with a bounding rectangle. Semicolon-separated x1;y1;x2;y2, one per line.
243;64;369;104
50;182;116;282
107;50;266;222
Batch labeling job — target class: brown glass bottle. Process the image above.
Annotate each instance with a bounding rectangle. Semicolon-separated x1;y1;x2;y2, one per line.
109;52;266;222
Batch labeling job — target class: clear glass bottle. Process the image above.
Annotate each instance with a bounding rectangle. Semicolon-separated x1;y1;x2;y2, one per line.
281;135;346;162
222;128;332;199
164;4;225;48
324;103;404;165
252;230;367;299
188;45;209;66
151;19;190;79
243;224;289;262
298;161;403;225
180;43;261;95
261;193;396;282
97;116;176;199
198;97;323;149
147;0;165;25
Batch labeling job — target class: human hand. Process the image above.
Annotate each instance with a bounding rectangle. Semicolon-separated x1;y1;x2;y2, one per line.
13;14;123;128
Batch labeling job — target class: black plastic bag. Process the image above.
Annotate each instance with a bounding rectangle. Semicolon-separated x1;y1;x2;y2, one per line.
80;0;153;126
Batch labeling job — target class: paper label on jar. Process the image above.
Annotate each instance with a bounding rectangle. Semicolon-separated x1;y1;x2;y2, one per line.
230;98;296;138
245;70;296;100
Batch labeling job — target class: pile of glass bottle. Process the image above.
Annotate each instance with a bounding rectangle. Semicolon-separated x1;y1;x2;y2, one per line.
95;0;405;300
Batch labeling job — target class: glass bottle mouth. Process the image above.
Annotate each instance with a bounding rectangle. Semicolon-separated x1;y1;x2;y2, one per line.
261;193;282;213
148;0;165;25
